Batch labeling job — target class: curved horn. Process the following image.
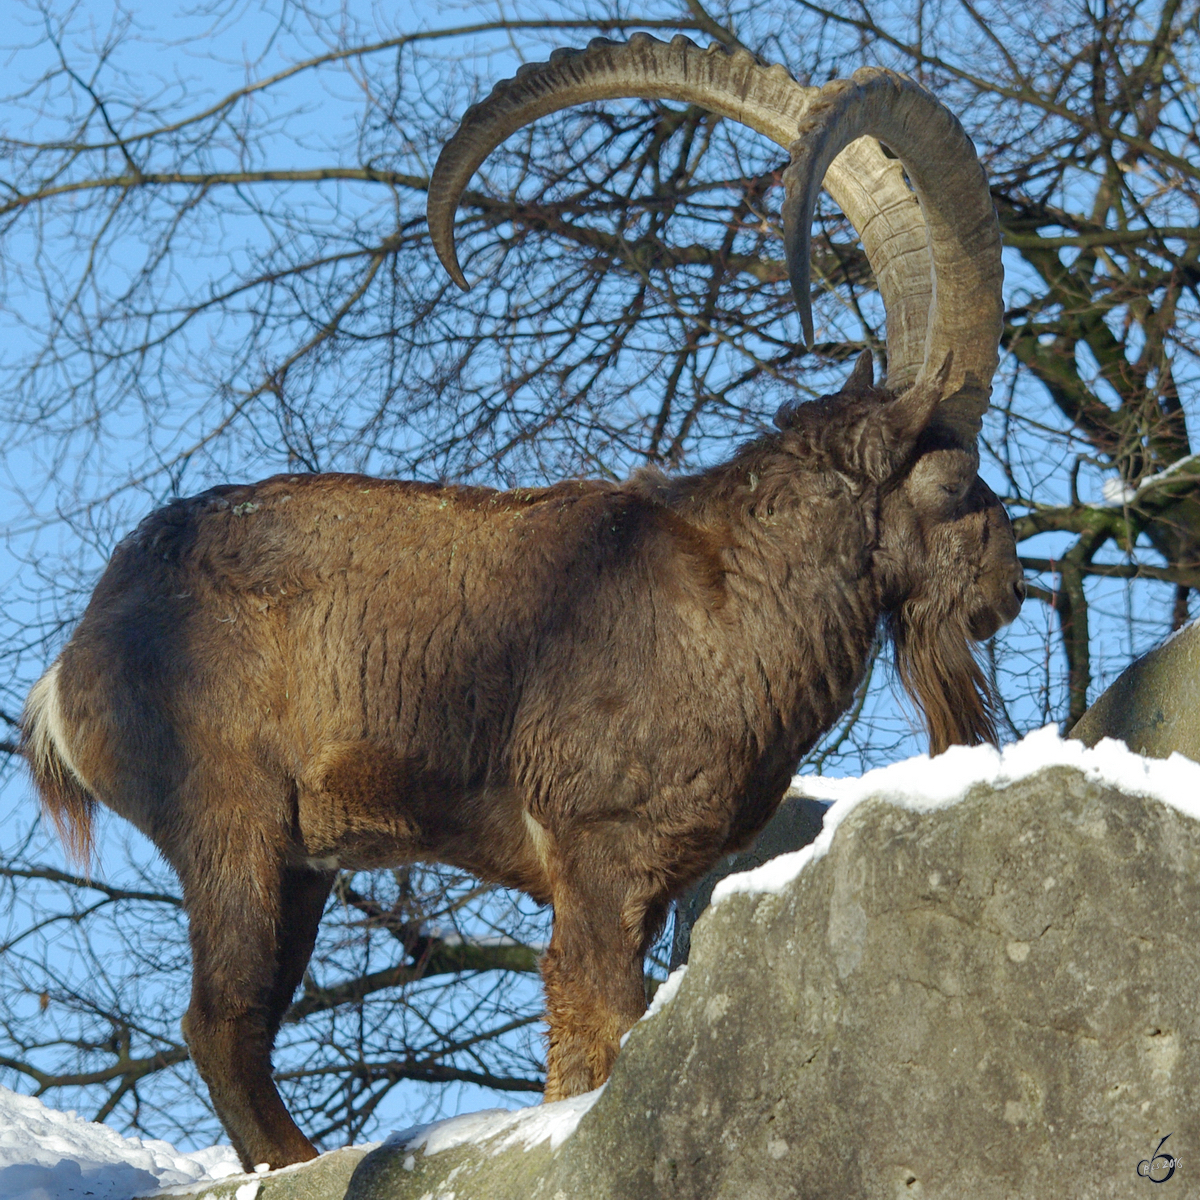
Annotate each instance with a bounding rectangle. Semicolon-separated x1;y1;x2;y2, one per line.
428;34;936;394
782;68;1003;442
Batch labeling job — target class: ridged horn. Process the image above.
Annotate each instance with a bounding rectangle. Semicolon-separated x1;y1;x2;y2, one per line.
429;35;814;289
428;34;936;395
782;68;1003;442
428;35;1000;441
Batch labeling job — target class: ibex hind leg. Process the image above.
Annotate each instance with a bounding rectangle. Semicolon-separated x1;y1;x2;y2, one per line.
264;865;336;1041
175;772;325;1170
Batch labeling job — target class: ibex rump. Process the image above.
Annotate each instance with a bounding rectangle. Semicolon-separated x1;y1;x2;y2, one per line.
24;36;1024;1169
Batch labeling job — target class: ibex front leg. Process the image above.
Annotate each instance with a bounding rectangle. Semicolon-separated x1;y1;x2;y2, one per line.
541;853;664;1100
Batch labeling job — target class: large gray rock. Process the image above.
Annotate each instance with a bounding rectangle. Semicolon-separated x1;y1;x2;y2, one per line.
669;793;827;970
1071;617;1200;759
344;757;1200;1199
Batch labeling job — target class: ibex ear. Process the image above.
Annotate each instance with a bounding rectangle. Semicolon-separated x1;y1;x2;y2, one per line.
773;349;879;431
844;347;875;394
842;352;956;484
884;352;954;448
773;397;802;431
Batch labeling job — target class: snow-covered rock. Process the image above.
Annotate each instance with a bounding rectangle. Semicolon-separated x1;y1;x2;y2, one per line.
343;729;1200;1199
0;1088;240;1200
13;729;1200;1200
0;1088;368;1200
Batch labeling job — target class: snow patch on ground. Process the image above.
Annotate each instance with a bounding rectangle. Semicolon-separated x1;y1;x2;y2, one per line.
389;1087;604;1162
711;725;1200;908
0;1031;602;1193
0;1086;241;1200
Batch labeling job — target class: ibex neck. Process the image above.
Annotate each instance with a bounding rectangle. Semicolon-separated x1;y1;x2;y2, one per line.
657;450;887;767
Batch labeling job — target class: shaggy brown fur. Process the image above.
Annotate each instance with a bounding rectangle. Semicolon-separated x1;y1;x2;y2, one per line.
22;352;1024;1169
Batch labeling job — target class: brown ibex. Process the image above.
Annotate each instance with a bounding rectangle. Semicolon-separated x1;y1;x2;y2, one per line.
23;36;1024;1170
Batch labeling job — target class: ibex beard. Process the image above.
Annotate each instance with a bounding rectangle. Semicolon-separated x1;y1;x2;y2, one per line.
23;35;1024;1171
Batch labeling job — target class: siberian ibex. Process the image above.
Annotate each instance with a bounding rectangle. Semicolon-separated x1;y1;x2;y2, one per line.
24;36;1024;1169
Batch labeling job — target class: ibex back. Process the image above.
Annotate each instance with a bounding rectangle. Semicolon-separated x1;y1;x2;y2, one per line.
24;36;1024;1169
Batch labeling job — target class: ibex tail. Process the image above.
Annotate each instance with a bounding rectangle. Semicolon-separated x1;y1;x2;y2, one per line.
22;660;96;867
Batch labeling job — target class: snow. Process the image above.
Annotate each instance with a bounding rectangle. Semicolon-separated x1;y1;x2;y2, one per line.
619;964;689;1050
0;1084;605;1200
1160;613;1199;649
0;1086;241;1200
1135;452;1199;494
643;964;687;1023
710;725;1200;908
1099;454;1198;507
1101;477;1137;505
0;1083;603;1196
387;1087;604;1162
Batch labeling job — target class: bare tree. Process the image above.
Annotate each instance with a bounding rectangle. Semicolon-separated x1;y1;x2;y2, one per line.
1;0;1196;1149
